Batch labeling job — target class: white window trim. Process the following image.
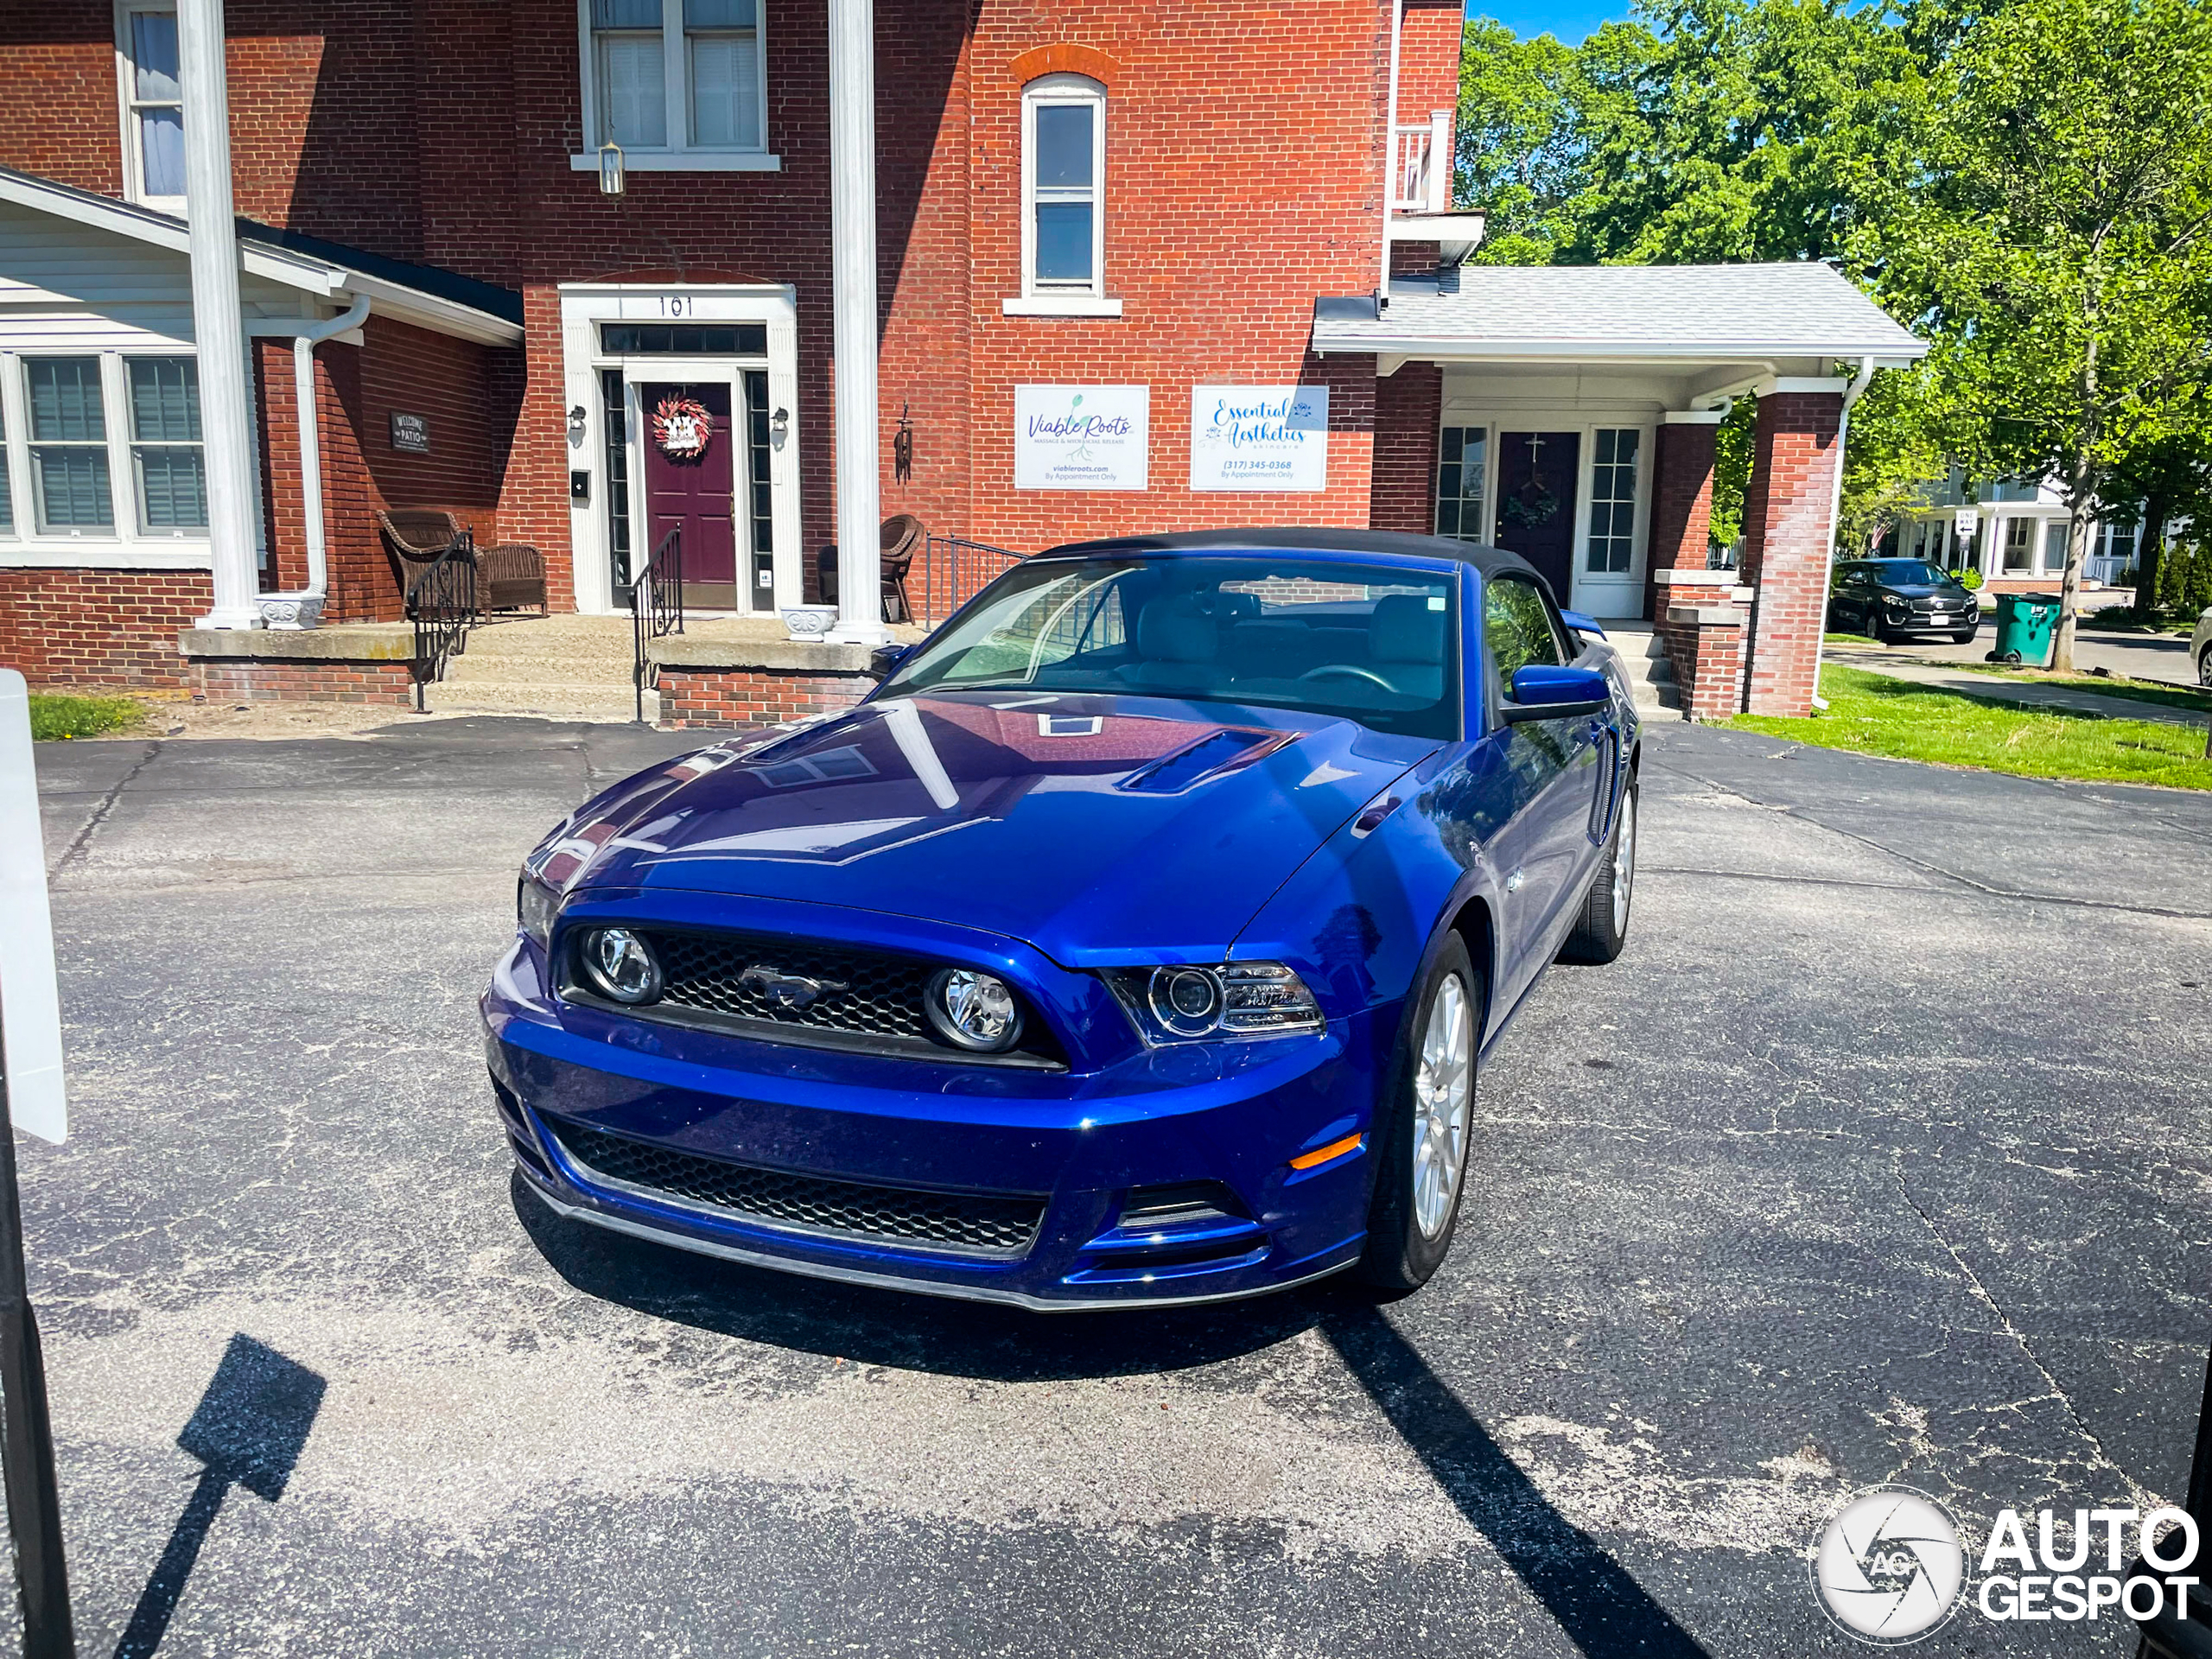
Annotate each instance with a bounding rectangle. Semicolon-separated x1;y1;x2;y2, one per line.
0;348;213;568
1010;73;1116;316
113;0;184;214
573;0;778;173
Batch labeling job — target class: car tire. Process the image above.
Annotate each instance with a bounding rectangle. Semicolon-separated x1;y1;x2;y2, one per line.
2199;645;2212;689
1869;619;1891;644
1356;934;1480;1295
1560;772;1637;966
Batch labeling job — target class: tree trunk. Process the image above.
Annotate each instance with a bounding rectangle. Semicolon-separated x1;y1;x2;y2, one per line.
2056;500;2092;673
2137;496;2169;616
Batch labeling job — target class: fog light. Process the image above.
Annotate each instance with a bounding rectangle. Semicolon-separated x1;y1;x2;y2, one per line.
925;968;1022;1052
579;927;662;1005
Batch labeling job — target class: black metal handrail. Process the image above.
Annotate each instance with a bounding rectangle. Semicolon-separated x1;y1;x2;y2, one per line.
632;525;684;723
918;534;1025;625
406;530;478;712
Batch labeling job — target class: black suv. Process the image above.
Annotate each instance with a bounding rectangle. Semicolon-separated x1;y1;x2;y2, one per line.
1828;559;1980;643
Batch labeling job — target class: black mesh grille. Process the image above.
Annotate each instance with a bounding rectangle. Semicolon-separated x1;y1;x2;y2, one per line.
547;1120;1045;1255
641;929;931;1040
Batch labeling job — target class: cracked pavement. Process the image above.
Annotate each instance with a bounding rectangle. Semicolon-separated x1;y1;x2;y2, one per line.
12;715;2211;1656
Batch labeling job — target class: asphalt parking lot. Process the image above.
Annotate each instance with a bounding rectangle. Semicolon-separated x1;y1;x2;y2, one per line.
16;715;2212;1656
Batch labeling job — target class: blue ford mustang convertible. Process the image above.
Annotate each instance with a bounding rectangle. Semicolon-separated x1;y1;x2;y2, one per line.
482;529;1640;1308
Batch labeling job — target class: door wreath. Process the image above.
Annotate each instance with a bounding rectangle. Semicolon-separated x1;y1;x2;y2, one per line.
652;395;714;461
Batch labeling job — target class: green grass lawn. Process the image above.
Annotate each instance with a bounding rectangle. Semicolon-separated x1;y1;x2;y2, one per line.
29;693;146;741
1733;665;2212;790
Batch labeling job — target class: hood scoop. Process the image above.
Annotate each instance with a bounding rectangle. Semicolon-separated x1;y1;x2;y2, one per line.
1117;728;1294;795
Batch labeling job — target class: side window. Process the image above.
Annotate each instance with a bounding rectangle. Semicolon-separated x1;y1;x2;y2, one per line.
583;0;768;160
1484;576;1563;688
118;0;184;208
1022;75;1105;299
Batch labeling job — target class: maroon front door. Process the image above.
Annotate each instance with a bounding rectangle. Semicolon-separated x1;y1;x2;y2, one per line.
1494;430;1580;602
642;382;738;609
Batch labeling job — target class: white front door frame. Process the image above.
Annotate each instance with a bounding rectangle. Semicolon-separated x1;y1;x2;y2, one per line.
1434;401;1657;619
558;283;801;617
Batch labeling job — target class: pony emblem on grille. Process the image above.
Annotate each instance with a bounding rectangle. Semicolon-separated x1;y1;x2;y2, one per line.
737;965;851;1014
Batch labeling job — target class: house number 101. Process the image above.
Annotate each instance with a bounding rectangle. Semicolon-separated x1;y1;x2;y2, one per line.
659;296;690;317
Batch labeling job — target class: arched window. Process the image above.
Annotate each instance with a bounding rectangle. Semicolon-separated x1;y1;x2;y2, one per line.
1021;75;1106;302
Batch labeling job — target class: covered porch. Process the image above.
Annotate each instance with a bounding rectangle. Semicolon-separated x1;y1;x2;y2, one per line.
1320;263;1928;717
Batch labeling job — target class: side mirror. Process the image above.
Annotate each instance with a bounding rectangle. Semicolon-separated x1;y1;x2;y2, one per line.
1501;664;1611;723
1559;608;1606;640
865;643;915;682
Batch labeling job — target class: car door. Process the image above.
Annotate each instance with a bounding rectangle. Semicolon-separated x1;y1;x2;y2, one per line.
1478;574;1604;1010
1832;565;1866;629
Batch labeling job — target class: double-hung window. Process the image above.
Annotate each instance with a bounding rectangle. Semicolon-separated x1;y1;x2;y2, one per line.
118;0;185;209
26;359;114;535
583;0;767;164
129;358;206;534
1012;75;1114;315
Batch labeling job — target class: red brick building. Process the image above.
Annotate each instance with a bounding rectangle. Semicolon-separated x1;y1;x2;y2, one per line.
0;0;1921;717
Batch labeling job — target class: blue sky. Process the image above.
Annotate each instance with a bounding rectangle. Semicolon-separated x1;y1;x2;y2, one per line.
1468;1;1631;46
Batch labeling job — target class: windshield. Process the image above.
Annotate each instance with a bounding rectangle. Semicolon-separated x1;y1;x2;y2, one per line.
1866;560;1951;585
878;556;1459;739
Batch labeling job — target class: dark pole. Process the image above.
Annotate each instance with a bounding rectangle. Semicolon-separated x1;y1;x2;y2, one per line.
0;1007;73;1659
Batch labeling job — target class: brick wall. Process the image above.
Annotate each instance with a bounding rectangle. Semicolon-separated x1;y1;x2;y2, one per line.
1738;391;1844;718
1371;365;1442;534
1645;421;1718;620
189;657;416;706
1397;0;1461;131
658;665;872;729
0;569;210;688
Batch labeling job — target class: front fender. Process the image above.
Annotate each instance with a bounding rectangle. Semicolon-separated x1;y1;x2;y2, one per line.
1230;743;1502;1025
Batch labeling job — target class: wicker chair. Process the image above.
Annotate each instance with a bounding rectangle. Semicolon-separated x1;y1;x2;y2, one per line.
880;513;925;624
815;516;929;622
377;509;548;615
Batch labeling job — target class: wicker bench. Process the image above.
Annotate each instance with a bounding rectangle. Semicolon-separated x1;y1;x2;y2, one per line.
378;509;548;615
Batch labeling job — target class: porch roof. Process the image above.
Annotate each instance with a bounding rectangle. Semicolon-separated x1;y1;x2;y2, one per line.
1312;262;1926;366
0;164;524;346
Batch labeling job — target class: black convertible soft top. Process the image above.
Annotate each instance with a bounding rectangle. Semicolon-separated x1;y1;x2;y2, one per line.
1036;526;1546;586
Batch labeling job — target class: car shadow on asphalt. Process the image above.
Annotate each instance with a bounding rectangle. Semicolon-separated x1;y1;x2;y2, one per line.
512;1177;1712;1656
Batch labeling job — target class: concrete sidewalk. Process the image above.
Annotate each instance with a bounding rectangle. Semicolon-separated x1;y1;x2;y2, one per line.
1824;645;2212;728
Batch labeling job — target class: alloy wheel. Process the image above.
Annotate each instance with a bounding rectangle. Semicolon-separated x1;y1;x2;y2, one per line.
1611;790;1637;935
1411;971;1472;1238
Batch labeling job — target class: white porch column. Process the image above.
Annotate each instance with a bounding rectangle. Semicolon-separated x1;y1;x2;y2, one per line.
826;0;889;645
178;0;260;629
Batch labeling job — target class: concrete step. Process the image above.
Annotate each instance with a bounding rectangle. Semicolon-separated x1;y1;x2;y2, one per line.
428;681;653;721
442;652;636;686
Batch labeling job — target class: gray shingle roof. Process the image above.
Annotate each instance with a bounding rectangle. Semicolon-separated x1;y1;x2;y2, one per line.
1313;262;1925;360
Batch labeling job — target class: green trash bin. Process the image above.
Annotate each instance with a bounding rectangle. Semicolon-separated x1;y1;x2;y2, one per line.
1989;592;2061;666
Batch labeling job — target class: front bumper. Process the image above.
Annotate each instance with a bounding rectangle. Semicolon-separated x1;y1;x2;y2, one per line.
483;939;1386;1310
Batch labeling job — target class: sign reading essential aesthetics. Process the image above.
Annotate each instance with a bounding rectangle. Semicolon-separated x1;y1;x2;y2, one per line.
1189;385;1330;492
1014;386;1149;490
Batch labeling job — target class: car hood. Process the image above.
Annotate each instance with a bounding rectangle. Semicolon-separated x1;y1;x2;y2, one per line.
1879;582;1970;600
559;692;1438;965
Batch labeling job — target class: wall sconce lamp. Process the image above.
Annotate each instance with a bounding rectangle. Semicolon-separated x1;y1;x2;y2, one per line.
770;406;790;441
598;143;626;197
567;405;588;441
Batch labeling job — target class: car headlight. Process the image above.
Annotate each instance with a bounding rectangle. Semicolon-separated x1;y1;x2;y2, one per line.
1105;963;1324;1045
576;926;663;1006
925;968;1024;1052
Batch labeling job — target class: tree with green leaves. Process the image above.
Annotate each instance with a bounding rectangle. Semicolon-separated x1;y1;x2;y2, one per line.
1870;0;2212;668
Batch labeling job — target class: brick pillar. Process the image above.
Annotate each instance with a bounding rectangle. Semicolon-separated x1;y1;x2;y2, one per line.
1645;416;1719;620
1739;391;1844;716
1370;365;1441;534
